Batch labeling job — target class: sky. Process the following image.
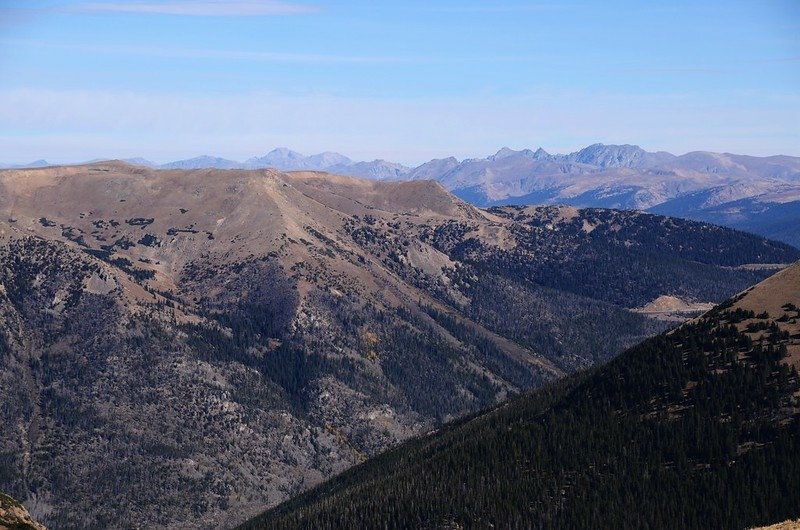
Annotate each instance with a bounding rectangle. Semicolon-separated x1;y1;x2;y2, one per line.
0;0;798;165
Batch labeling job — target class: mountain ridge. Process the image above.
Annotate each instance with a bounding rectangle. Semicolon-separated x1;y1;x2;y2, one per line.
10;144;797;246
1;163;796;528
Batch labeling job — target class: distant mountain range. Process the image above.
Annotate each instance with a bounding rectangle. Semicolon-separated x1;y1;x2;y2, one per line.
0;159;51;169
5;144;800;246
408;144;800;248
110;147;411;180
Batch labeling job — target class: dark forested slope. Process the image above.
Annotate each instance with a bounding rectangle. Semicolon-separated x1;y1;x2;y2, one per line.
243;262;800;530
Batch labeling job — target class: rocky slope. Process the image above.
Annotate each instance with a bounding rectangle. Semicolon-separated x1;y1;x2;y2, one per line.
242;262;800;530
0;162;796;528
0;492;45;530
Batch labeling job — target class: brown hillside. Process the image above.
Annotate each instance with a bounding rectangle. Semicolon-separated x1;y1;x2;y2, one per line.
732;261;800;366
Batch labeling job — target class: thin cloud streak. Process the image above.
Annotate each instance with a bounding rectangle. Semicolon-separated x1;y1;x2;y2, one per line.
426;4;565;13
139;46;409;64
2;38;414;64
0;38;559;65
69;1;319;16
8;37;796;71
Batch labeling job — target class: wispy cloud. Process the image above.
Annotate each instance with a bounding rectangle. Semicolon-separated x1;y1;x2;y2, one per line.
426;4;565;13
1;38;550;65
126;45;408;63
69;1;319;16
3;38;413;64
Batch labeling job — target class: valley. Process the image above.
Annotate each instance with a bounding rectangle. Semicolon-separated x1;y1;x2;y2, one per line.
0;162;796;528
242;260;800;530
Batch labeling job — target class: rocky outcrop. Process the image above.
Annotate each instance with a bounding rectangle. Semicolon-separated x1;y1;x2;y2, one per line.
0;493;46;530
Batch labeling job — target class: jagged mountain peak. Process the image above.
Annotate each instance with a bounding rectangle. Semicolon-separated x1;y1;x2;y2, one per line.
488;147;519;160
487;147;555;163
271;147;306;160
265;147;303;157
245;148;354;171
570;143;649;168
245;147;306;167
532;147;551;160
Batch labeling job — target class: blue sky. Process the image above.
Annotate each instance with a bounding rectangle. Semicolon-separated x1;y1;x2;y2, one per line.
0;0;798;164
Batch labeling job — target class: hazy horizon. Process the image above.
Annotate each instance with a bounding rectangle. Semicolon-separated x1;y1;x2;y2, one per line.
6;141;800;169
1;0;799;165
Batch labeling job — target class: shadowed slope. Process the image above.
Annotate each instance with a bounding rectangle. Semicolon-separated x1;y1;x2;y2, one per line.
242;262;800;530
